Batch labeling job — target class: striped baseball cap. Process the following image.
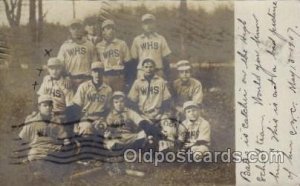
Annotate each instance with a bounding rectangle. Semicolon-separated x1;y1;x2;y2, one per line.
47;58;63;67
176;60;191;71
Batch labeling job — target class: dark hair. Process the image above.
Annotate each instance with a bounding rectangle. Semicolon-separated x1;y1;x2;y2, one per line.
142;58;156;66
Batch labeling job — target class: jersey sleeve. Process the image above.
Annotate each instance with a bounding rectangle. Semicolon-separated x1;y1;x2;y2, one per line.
57;43;66;65
122;41;131;62
128;109;144;126
192;81;203;105
128;81;139;103
161;36;171;58
197;120;211;144
162;81;171;101
90;45;98;63
130;37;139;60
72;84;85;107
19;121;34;143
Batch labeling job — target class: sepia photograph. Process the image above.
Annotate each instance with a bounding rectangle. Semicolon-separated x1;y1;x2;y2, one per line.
0;0;234;185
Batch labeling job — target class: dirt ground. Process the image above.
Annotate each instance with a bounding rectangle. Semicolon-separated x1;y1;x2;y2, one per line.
0;66;235;186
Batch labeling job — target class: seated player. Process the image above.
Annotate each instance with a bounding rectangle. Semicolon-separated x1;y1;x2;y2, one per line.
128;58;172;150
71;62;112;137
105;91;150;151
177;101;211;157
19;95;69;161
172;60;203;120
128;58;171;121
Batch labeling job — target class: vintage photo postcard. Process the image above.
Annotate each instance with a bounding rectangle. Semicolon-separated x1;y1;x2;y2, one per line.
0;0;299;186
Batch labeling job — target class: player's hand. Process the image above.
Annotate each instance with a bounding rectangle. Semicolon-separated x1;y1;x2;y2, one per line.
183;142;194;149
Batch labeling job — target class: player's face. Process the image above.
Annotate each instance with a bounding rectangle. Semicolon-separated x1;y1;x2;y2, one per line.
142;20;155;33
185;107;199;121
179;69;191;82
85;24;97;36
48;66;63;79
39;102;53;117
69;24;84;39
143;62;155;77
102;26;115;41
91;69;103;85
113;97;125;112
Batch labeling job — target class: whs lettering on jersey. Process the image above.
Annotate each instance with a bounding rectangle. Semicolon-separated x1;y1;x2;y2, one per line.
45;88;62;98
87;94;106;102
140;42;159;50
140;86;160;95
103;49;120;58
67;47;87;56
188;130;200;140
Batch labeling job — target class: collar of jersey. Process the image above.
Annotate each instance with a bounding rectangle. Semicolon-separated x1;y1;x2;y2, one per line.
141;32;158;38
140;74;160;81
184;116;203;127
102;38;118;45
111;107;129;114
88;80;108;90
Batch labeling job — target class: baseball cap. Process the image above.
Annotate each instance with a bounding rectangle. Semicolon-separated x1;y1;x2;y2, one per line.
102;19;115;29
38;95;53;104
176;60;191;71
142;58;156;67
112;91;126;99
183;101;199;111
91;61;104;70
69;19;82;27
141;14;156;22
47;58;62;67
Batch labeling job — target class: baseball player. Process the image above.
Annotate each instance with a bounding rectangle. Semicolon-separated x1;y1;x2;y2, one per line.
128;58;171;121
105;91;150;150
172;60;203;119
57;19;97;90
84;18;101;46
19;95;68;161
177;101;211;157
72;62;112;136
37;58;74;118
131;13;171;79
96;19;131;91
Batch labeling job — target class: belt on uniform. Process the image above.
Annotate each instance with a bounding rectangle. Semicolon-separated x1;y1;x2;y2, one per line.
104;70;124;76
53;111;65;115
70;74;90;79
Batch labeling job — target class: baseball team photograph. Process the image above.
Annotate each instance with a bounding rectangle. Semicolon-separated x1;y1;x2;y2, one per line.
0;0;235;185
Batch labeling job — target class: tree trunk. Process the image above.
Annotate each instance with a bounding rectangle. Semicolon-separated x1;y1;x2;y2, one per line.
29;0;37;42
3;0;23;29
37;0;43;42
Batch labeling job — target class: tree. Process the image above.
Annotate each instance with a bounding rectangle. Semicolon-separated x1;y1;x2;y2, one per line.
2;0;23;29
29;0;36;42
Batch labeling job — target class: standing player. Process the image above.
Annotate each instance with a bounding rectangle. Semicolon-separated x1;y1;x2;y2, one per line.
57;19;97;90
84;18;101;46
131;13;171;79
72;62;112;136
96;19;131;91
177;101;211;157
172;60;203;119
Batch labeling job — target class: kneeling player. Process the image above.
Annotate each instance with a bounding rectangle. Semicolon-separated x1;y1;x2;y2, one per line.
177;101;211;158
